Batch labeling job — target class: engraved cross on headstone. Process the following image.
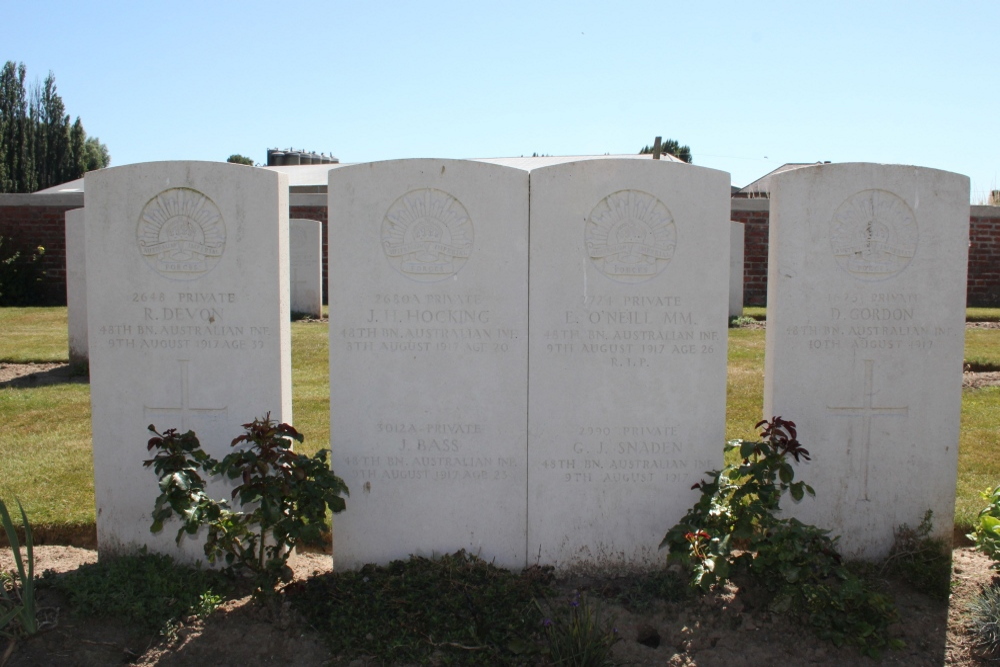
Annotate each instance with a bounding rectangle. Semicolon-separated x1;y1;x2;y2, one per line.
827;359;908;501
144;359;228;433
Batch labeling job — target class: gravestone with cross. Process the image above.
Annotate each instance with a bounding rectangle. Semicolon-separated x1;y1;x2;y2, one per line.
289;219;322;318
85;161;291;560
144;359;228;432
826;359;907;501
527;159;729;569
764;163;970;559
328;159;529;570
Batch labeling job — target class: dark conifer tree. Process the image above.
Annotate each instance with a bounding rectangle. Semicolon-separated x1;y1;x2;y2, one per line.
0;62;109;192
0;62;35;192
639;138;693;163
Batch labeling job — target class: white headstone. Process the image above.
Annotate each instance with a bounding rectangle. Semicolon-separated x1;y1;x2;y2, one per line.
729;221;745;318
85;161;292;559
328;159;529;569
65;208;88;365
764;163;970;559
528;159;730;569
290;219;323;318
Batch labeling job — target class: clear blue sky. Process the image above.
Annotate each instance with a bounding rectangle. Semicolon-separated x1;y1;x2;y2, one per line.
5;1;998;199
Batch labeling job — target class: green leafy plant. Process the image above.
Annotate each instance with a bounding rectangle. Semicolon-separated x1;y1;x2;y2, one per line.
145;414;349;590
661;417;815;589
661;417;900;656
289;550;547;666
728;315;757;328
969;483;1000;567
969;582;1000;661
226;154;255;166
43;550;229;634
537;593;619;667
0;237;45;306
0;497;37;639
882;510;951;599
604;569;690;613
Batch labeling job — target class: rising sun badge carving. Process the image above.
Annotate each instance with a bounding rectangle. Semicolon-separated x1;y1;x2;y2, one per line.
586;190;676;283
137;188;226;280
830;189;918;281
381;188;474;282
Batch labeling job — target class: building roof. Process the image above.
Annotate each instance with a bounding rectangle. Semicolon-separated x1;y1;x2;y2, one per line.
735;162;829;197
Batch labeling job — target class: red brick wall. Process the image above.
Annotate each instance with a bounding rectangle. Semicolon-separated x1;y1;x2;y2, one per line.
732;207;1000;308
2;199;999;308
730;209;770;306
0;200;80;305
969;211;1000;307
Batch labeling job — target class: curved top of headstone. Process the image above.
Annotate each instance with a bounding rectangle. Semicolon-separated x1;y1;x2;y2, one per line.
768;162;970;286
85;160;284;186
527;156;727;179
474;153;688;171
528;158;730;287
328;157;524;178
770;162;969;191
329;158;527;285
84;161;288;284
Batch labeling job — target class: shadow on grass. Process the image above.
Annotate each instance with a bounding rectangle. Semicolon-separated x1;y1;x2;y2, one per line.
0;363;89;389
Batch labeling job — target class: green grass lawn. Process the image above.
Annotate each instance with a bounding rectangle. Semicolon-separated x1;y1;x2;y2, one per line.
291;320;330;457
0;307;69;362
0;315;334;528
1;307;999;536
726;327;764;442
965;327;1000;370
0;382;92;527
957;386;1000;528
968;307;1000;322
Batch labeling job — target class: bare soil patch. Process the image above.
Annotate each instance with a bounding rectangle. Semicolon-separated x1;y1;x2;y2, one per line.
2;545;997;666
964;371;1000;389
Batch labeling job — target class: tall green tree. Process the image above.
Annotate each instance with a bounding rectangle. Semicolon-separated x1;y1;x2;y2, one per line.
0;61;34;192
69;117;87;178
83;135;110;172
30;72;72;190
639;138;692;163
226;154;254;166
0;62;110;193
